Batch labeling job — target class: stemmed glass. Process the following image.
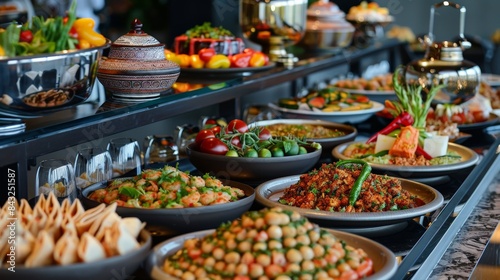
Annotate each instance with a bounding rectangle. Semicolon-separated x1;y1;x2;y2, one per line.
74;147;113;190
107;138;142;177
36;159;77;202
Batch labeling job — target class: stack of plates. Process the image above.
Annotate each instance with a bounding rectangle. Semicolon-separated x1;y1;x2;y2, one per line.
0;118;25;137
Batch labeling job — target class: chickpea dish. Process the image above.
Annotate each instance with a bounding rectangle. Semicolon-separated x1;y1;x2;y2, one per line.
162;207;374;280
88;166;245;208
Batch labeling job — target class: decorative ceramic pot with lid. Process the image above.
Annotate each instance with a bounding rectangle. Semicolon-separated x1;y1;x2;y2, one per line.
97;19;180;99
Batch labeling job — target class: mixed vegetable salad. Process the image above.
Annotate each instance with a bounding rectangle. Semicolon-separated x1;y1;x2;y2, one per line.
0;0;107;58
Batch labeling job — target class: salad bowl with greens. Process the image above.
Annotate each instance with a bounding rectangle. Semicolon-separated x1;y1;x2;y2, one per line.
0;0;110;116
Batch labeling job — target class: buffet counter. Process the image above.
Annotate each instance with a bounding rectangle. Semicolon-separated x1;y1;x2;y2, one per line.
1;38;500;279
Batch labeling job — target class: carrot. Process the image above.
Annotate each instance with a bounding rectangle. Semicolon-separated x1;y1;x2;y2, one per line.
389;126;419;158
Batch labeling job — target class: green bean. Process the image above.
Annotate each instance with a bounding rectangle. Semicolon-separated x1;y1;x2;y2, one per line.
336;159;372;206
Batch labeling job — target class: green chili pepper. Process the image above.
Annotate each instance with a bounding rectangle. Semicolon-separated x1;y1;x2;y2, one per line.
358;150;389;158
336;159;372;206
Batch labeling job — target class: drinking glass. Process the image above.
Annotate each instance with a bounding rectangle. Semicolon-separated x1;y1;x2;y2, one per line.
107;138;142;177
74;147;113;190
144;135;179;165
36;159;77;202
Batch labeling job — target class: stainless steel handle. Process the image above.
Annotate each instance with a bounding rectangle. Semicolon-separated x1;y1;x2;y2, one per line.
428;1;470;49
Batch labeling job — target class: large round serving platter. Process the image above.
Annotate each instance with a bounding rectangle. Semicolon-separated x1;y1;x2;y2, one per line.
180;62;275;77
145;229;398;280
251;119;357;157
80;178;255;234
268;101;384;124
0;229;151;280
332;141;480;179
186;142;322;184
255;175;443;233
457;113;500;133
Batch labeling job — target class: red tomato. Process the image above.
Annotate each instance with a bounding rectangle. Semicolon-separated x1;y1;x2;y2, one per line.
200;138;229;155
258;128;272;140
230;135;241;148
355;95;370;103
198;48;216;63
209;125;222;134
451;113;466;124
19;30;33;43
242;48;255;55
226;119;249;133
472;111;487;123
249;52;269;67
230;53;252;68
195;129;215;146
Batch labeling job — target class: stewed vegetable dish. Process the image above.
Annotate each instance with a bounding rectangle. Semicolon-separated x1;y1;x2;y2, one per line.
279;162;425;212
264;123;346;139
162;207;375;279
88;166;245;208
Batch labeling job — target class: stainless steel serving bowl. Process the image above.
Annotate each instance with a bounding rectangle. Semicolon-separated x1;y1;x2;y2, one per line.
0;41;110;116
301;25;355;51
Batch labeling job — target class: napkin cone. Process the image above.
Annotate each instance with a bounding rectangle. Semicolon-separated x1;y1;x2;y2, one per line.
77;232;106;263
25;230;54;267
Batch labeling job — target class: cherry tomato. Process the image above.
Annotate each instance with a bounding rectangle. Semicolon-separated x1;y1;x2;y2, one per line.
242;48;256;55
355;95;370;103
230;135;242;148
195;129;215;146
226;119;248;133
249;52;269;67
472;111;487;123
69;27;79;39
200;138;229;155
198;48;216;63
209;125;222;134
258;127;272;140
206;54;231;69
230;53;252;68
225;150;239;157
19;30;33;43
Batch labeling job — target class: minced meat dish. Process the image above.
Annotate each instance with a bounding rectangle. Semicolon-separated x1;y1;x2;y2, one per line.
279;163;424;212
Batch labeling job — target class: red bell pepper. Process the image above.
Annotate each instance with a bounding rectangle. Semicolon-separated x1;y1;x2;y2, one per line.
366;112;414;143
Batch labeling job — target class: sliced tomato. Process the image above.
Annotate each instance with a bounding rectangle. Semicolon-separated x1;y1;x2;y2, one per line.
230;53;252;68
199;138;229;155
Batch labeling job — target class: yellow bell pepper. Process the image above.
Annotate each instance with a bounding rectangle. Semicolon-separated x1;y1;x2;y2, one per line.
73;18;106;47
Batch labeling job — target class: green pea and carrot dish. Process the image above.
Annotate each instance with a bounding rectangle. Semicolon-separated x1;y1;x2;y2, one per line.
255;161;444;225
